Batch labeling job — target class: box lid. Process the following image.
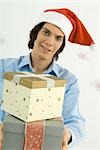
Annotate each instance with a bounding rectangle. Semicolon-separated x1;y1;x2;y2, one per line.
4;72;66;89
3;115;25;133
4;115;64;137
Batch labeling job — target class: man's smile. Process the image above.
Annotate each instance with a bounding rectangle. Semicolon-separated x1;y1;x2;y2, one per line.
40;44;53;53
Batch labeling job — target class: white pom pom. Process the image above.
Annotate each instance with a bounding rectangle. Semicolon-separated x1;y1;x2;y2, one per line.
90;44;96;51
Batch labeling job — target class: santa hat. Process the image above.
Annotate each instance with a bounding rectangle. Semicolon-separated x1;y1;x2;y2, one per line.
34;8;95;46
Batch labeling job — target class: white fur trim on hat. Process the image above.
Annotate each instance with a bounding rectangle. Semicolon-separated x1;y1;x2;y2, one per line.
34;11;73;40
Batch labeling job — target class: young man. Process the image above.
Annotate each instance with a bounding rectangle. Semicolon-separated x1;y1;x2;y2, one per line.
0;8;94;150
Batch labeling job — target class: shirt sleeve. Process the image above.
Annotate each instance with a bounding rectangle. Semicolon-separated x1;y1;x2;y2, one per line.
62;74;86;148
0;59;7;123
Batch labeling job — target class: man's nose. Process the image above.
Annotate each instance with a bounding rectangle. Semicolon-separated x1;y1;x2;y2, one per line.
45;36;54;46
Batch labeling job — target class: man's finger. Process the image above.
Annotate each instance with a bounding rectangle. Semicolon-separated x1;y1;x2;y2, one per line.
0;124;4;150
62;144;68;150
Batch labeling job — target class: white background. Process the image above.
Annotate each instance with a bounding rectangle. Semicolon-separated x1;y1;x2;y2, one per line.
0;1;99;150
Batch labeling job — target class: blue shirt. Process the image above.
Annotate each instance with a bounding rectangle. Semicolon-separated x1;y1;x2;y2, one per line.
0;54;85;148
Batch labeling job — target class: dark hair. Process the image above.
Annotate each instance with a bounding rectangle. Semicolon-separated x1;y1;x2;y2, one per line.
28;22;65;60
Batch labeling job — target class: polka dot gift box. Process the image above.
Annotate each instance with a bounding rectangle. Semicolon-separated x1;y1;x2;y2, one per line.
2;72;66;122
3;115;64;150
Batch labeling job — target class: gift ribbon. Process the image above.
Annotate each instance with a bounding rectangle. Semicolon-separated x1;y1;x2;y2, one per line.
12;72;55;88
23;117;63;150
24;120;45;150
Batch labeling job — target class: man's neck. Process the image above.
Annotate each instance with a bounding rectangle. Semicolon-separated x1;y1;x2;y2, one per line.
30;52;52;73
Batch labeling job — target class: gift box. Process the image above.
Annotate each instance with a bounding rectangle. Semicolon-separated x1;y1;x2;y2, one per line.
3;115;64;150
2;72;66;122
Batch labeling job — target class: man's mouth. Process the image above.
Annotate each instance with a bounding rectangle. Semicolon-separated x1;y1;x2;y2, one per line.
41;45;52;52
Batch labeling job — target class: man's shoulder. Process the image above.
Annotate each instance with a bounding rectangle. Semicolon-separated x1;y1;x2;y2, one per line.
0;56;25;72
0;56;23;63
56;63;77;80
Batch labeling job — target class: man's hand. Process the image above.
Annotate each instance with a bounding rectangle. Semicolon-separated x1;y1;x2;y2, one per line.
0;124;3;150
62;128;71;150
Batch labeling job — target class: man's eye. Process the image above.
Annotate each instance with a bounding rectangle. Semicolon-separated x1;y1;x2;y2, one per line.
56;36;63;42
43;30;49;36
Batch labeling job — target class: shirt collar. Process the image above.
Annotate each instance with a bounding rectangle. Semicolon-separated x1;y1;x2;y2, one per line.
17;53;31;69
43;60;59;76
17;53;59;76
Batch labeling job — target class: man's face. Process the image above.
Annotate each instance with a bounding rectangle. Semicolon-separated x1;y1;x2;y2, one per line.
33;23;64;61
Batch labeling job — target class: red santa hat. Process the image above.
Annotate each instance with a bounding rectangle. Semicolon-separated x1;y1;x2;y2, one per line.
34;8;95;46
